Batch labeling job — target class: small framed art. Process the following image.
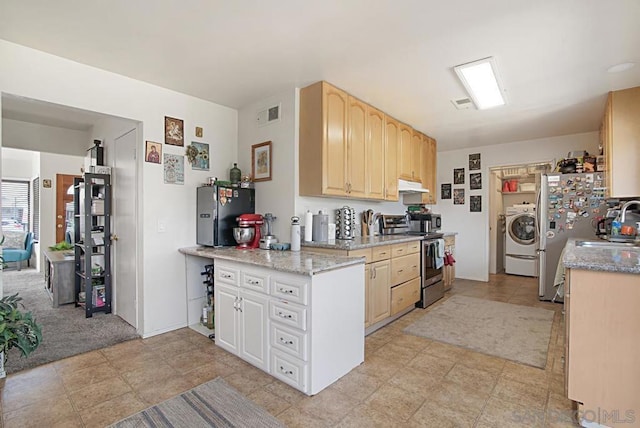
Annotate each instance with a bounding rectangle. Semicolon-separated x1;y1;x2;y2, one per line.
252;141;272;182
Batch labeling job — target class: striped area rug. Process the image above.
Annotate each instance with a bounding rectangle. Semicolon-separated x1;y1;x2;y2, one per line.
109;377;284;428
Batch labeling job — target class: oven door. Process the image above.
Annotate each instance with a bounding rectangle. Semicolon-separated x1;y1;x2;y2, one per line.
418;239;444;308
422;239;443;285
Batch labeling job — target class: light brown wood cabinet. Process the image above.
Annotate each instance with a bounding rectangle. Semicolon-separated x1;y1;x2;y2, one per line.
410;130;423;183
369;260;391;325
390;277;420;316
601;86;640;198
565;268;640;425
398;123;413;180
420;135;437;204
384;116;400;201
300;81;394;200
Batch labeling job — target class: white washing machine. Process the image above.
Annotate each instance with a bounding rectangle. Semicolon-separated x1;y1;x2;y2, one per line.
505;204;538;277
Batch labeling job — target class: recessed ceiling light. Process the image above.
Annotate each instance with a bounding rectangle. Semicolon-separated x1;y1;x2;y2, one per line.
454;57;506;110
607;62;636;73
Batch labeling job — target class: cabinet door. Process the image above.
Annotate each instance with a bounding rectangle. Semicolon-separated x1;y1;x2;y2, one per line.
398;123;413;180
323;83;349;196
347;96;367;198
607;87;640;197
239;289;269;371
367;105;385;200
215;284;239;354
411;131;422;182
421;136;437;204
384;117;399;201
369;260;391;325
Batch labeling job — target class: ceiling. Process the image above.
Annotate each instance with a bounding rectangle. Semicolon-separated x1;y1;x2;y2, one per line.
1;0;639;151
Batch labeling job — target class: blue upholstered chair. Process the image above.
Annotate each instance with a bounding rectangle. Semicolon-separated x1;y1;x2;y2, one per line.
3;232;34;271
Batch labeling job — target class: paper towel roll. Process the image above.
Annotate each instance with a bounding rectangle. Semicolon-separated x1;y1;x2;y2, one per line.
304;211;313;241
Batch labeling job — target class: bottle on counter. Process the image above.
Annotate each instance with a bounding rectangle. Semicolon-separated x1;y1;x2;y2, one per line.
304;210;313;241
291;216;301;251
229;163;241;184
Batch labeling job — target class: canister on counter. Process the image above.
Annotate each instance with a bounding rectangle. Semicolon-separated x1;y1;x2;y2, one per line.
312;210;329;241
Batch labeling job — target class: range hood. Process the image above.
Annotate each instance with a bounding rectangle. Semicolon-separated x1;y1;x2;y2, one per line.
398;179;429;193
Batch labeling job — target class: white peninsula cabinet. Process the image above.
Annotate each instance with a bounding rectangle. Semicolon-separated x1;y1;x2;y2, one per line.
179;247;366;396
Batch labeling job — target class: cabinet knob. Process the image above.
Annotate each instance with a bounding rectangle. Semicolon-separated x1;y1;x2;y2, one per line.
111;234;119;241
57;224;63;228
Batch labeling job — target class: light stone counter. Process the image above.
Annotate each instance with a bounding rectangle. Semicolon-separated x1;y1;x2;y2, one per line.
563;239;640;274
300;234;423;251
178;246;364;275
441;231;458;237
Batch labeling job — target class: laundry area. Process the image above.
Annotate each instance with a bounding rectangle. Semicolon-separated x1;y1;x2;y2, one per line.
489;162;552;277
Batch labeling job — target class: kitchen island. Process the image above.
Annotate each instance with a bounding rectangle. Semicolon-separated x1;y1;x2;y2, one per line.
561;239;640;428
179;246;365;395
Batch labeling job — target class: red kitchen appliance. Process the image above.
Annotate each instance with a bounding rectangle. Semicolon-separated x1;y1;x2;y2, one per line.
234;214;264;249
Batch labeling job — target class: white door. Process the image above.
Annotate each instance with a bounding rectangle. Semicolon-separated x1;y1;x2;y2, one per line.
215;284;239;354
113;128;138;327
239;289;269;371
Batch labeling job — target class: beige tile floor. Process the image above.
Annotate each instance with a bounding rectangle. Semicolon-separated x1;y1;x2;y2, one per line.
0;274;578;427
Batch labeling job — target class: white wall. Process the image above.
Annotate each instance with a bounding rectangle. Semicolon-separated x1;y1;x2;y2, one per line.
2;118;89;155
0;40;237;337
238;89;296;240
1;147;37;178
434;131;599;281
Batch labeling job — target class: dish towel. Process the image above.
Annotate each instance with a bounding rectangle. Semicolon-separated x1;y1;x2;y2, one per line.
435;238;445;269
553;246;566;300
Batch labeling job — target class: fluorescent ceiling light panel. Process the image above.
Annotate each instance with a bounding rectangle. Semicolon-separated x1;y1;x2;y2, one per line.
454;57;505;110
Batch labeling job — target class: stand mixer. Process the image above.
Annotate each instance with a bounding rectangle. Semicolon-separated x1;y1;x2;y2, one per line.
234;214;264;249
259;213;278;249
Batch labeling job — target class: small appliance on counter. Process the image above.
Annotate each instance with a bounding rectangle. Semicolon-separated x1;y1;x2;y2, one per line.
259;213;278;249
233;213;263;249
335;206;356;240
196;185;255;247
408;212;442;234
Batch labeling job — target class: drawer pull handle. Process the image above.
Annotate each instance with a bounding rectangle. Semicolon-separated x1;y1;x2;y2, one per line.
379;252;387;255
279;288;294;294
221;273;232;279
279;366;294;375
279;337;294;345
398;269;404;273
278;312;293;319
247;279;260;285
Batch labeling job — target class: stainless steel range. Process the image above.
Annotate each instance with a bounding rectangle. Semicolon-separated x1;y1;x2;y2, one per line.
380;214;445;308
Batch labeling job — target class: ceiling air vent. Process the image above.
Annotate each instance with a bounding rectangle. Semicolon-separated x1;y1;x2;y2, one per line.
256;103;281;127
451;97;474;110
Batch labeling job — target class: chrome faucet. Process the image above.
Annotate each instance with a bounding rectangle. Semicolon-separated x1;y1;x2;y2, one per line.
618;200;640;223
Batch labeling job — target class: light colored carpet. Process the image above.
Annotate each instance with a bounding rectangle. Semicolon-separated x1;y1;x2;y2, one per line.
109;377;284;428
403;295;554;368
3;269;139;374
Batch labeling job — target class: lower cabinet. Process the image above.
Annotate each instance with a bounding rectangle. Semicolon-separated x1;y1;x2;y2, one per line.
390;277;420;316
369;260;391;325
214;259;364;395
216;284;269;371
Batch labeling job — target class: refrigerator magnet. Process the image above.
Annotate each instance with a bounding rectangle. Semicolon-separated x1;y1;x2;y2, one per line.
233;190;238;198
225;188;232;197
546;230;555;238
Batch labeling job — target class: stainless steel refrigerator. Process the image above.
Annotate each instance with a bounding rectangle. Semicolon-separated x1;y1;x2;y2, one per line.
537;173;607;301
197;185;255;247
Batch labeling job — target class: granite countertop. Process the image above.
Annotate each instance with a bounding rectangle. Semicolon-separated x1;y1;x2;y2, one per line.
179;246;365;276
563;239;640;274
441;231;458;237
300;234;423;250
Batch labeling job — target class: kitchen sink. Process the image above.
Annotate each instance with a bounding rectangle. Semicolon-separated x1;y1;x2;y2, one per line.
574;240;640;249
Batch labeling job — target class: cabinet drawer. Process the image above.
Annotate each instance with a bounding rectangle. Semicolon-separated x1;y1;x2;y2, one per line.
390;277;421;316
371;245;391;262
241;271;269;294
271;350;308;392
271;277;308;305
271;323;308;361
407;241;421;254
391;243;408;258
270;300;307;331
216;265;239;286
390;253;420;286
348;248;372;264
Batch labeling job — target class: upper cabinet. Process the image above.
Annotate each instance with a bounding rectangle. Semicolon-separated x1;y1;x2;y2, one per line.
602;86;640;198
299;80;437;201
384;116;400;201
420;135;437;204
398;123;413;181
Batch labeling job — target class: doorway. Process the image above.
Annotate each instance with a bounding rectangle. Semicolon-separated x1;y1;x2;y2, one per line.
56;174;81;243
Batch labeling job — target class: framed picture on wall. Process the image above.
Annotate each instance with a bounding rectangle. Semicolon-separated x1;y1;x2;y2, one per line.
470;172;482;190
454;168;465;184
252;141;272;181
453;188;465;205
441;183;452;199
469;153;481;170
164;116;184;146
145;141;162;164
470;195;482;212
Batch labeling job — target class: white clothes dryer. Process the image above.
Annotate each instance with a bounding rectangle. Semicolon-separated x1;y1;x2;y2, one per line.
505;204;537;276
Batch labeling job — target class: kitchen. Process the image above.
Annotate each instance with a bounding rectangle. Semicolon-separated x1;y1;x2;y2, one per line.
1;1;640;426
